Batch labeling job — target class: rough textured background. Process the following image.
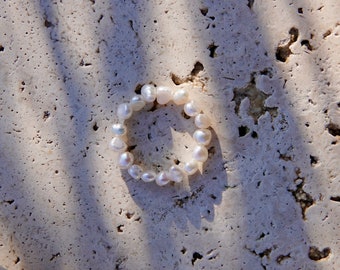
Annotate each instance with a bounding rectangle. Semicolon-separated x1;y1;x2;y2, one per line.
0;0;339;269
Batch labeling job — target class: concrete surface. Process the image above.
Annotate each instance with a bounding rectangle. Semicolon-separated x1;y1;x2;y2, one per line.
0;0;339;269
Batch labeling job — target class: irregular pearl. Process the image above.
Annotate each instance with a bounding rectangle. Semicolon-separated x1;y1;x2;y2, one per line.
184;100;200;117
118;152;134;169
141;84;157;102
155;171;171;186
117;103;133;120
192;145;208;162
130;95;146;111
173;89;189;105
195;113;211;129
128;165;143;180
184;160;199;175
156;86;172;105
141;170;156;182
193;129;212;146
110;137;127;152
169;165;187;183
112;123;127;136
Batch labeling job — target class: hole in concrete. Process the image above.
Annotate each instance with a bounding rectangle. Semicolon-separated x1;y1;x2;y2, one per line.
98;14;104;23
326;123;340;136
0;45;4;52
259;248;272;259
208;146;215;157
127;145;137;152
14;257;20;264
207;43;218;58
276;27;299;62
233;79;277;124
238;126;249;137
297;7;303;14
330;196;340;202
49;252;61;261
251;131;258;138
171;73;186;85
200;7;208;16
191;62;204;76
289;27;299;42
301;40;313;50
134;84;142;94
276;46;291;62
308;246;331;261
93;122;99;131
43;111;50;120
289;177;314;220
125;212;134;219
323;30;332;38
181;247;187;254
247;0;255;9
276;253;291;264
309;155;318;166
181;110;191;119
117;225;124;233
191;252;203;265
44;19;53;28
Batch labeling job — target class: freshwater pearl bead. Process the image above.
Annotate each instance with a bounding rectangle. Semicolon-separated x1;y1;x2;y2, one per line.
117;103;133;120
112;123;127;136
128;165;143;180
184;100;200;117
193;129;212;146
130;95;146;111
169;165;187;183
195;113;211;129
118;152;134;169
184;160;199;175
192;145;208;162
155;171;171;186
156;86;172;105
141;170;156;182
110;137;127;152
173;89;189;105
141;84;157;102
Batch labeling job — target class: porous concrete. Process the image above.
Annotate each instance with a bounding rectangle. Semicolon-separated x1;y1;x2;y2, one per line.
0;0;339;269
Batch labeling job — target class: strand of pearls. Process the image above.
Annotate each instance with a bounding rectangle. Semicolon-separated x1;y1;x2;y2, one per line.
110;84;212;186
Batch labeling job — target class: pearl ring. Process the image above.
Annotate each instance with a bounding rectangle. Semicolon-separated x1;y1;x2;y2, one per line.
110;84;212;186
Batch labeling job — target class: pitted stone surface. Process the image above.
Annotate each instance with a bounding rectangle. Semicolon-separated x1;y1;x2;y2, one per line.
0;0;339;269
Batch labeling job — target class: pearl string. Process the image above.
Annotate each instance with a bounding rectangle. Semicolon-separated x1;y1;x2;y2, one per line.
110;84;212;186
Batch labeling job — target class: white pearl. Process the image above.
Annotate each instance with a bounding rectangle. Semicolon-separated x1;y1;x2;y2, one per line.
117;103;133;120
118;152;134;169
141;84;157;102
110;137;127;152
184;100;200;117
184;160;199;175
112;123;127;136
193;129;212;146
169;165;187;183
141;170;156;182
156;86;172;105
173;89;189;105
195;113;211;129
130;95;146;111
192;145;208;162
155;171;171;186
128;165;143;180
